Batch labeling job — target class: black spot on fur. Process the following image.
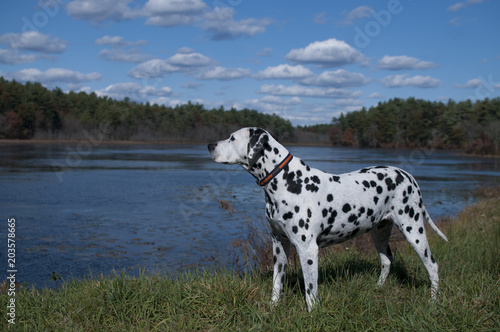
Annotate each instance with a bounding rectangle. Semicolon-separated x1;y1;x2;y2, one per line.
342;204;351;213
327;194;333;202
406;226;412;233
284;171;302;195
395;173;404;186
306;183;319;193
385;178;396;191
376;186;383;194
311;176;320;184
283;212;293;220
328;210;337;224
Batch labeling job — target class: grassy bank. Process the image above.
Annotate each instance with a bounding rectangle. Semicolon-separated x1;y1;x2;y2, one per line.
2;191;499;331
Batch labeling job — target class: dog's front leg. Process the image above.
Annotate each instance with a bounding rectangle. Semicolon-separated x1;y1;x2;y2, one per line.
297;243;320;311
270;235;290;307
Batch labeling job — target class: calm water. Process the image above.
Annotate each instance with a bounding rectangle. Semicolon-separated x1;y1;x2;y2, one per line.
1;142;499;287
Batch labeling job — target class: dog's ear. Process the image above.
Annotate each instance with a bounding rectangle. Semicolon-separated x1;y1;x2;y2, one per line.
247;129;268;167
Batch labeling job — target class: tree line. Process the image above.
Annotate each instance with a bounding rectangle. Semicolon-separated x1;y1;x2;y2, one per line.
327;97;500;155
0;77;294;143
1;77;499;154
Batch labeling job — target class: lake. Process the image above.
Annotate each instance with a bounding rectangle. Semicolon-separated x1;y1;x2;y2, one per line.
1;141;499;288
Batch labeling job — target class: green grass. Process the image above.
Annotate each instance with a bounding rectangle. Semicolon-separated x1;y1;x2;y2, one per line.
2;193;500;331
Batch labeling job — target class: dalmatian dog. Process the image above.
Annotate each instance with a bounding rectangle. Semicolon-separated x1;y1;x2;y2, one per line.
208;127;448;311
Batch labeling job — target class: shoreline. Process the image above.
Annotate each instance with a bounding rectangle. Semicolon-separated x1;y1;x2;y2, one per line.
1;138;498;156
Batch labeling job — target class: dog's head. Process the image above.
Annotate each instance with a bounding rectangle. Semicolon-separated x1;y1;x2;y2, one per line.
208;127;271;167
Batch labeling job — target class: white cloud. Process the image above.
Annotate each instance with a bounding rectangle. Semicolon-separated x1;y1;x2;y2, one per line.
454;75;500;90
299;69;370;87
176;47;195;54
128;59;179;79
128;51;213;79
167;52;213;67
449;17;462;26
143;0;207;15
4;68;101;84
286;38;367;68
0;31;66;53
235;96;302;118
260;95;302;105
197;66;251;80
142;0;207;26
99;49;152;63
67;0;272;41
66;0;136;22
181;82;201;89
367;92;384;99
329;98;365;108
95;82;173;101
254;64;314;80
0;49;38;65
378;55;439;70
95;35;147;47
203;7;272;40
257;47;273;57
454;78;483;88
381;74;441;88
339;6;374;25
447;0;483;12
259;84;362;99
314;12;328;25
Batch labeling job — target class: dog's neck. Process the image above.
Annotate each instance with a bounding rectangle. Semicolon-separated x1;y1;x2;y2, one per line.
243;137;291;186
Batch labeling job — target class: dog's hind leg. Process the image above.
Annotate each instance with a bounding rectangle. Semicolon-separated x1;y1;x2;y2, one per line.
395;213;441;299
370;220;394;287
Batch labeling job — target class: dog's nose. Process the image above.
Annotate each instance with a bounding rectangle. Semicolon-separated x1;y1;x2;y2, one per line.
208;143;217;153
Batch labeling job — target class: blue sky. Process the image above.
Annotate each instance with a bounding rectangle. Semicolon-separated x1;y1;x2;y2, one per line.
1;0;499;126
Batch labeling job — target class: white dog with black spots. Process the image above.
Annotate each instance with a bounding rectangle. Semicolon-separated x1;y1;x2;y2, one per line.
208;128;448;311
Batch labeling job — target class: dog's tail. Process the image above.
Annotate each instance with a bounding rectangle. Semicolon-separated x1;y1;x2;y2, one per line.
424;208;449;242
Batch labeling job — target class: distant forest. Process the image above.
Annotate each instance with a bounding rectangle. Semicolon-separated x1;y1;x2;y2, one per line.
0;77;295;143
326;97;500;155
1;77;499;155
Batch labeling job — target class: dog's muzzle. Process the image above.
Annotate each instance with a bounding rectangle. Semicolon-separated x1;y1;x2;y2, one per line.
208;143;217;153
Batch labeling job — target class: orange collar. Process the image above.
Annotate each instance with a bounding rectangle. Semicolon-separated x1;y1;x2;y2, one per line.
258;153;293;187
